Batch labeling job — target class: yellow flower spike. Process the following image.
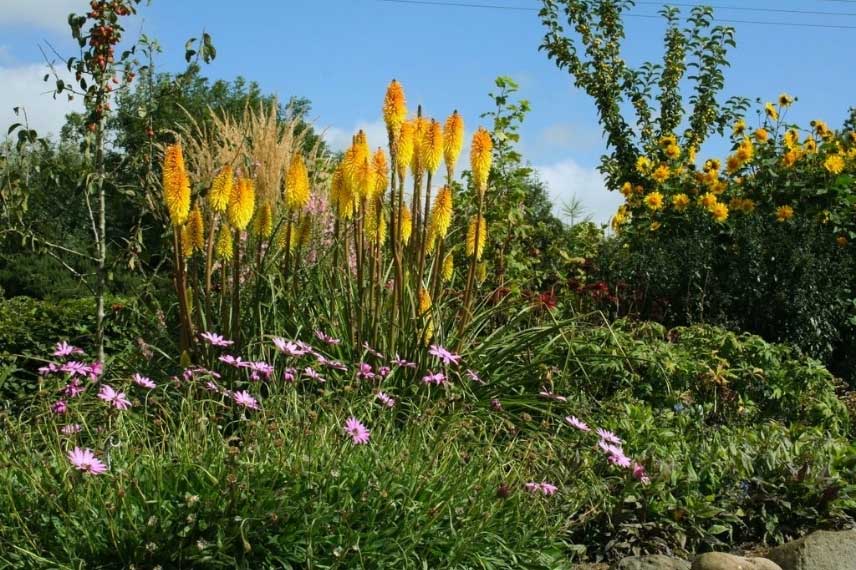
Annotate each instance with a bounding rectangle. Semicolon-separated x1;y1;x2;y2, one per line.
396;121;416;176
294;216;312;250
253;202;273;238
285;154;311;211
215;225;234;260
180;225;193;257
411;116;429;176
470;127;493;194
424;223;437;255
400;206;413;245
209;166;234;213
162;143;191;226
372;148;389;199
776;205;794;222
188;206;205;251
422;119;444;176
764;102;778;122
429;185;453;239
332;165;355;220
418;287;433;344
355;152;376;200
382;79;407;136
442;252;454;282
365;201;387;245
672;193;690;212
443;110;464;177
710;202;729;223
466;215;487;260
227;177;255;232
476;262;487;284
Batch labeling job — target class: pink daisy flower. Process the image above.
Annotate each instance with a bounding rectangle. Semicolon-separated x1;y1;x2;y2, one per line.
273;338;312;357
218;354;244;367
246;361;274;381
64;378;85;398
344;416;370;444
61;424;82;435
53;341;84;358
491;398;503;411
632;462;651;485
357;362;376;380
98;385;132;410
539;482;559;496
524;482;540;493
203;380;220;392
428;344;462;366
422;371;446;385
61;361;89;377
283;368;297;383
232;390;260;410
85;361;103;381
392;354;417;369
378;366;391;378
465;369;484;384
304;367;324;383
362;342;384;359
539;389;567;402
314;330;341;346
565;416;590;432
200;332;234;347
132;373;156;389
596;428;623;445
38;362;61;376
376;392;396;408
608;452;632;469
67;447;107;475
51;400;68;415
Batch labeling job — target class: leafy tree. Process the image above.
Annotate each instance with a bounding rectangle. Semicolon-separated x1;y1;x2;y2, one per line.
539;0;749;188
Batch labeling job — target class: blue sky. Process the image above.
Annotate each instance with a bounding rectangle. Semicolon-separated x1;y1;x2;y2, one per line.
2;0;854;221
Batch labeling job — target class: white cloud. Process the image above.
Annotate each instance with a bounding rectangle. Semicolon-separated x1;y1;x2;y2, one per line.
0;63;80;139
0;0;88;32
534;158;622;224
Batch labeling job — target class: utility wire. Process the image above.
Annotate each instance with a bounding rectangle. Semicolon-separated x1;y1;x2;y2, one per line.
379;0;856;29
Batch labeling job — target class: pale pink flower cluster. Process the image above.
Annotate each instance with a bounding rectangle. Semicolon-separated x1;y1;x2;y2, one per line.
565;416;651;484
525;481;558;496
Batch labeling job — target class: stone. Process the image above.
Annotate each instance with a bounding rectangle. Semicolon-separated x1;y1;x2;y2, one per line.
613;555;691;570
767;529;856;570
691;552;781;570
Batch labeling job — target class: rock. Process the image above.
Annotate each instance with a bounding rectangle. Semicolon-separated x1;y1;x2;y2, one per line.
691;552;781;570
767;529;856;570
613;555;691;570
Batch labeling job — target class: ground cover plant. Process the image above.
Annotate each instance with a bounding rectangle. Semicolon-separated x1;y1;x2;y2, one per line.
1;0;856;568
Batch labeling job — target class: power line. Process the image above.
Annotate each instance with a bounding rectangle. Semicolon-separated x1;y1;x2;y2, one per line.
379;0;856;29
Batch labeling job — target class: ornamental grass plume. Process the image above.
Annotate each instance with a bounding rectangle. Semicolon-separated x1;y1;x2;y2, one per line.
188;205;205;251
443;110;464;178
285;154;311;210
396;121;416;176
228;177;256;231
209;166;233;212
470;127;492;194
163;143;191;225
383;79;407;136
466;215;487;260
344;416;370;444
429;186;453;239
67;447;108;475
215;226;234;260
422;119;444;176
